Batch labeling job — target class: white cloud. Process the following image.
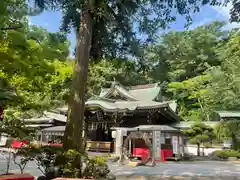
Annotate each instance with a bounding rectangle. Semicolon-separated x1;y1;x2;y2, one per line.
189;18;213;30
212;3;240;29
212;3;232;19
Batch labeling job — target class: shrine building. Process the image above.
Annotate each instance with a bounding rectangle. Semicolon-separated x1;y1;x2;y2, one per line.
36;81;182;152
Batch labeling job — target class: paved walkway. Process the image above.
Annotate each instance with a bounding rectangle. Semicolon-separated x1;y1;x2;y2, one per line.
1;153;240;179
109;161;240;177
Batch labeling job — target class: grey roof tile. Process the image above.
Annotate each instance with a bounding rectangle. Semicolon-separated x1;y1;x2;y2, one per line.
85;100;169;112
41;126;65;132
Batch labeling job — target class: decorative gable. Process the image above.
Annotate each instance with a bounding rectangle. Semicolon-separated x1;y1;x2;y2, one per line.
99;82;137;101
99;82;162;102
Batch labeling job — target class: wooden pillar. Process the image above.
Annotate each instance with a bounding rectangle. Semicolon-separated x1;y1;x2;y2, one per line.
128;138;131;154
40;132;43;145
153;130;161;161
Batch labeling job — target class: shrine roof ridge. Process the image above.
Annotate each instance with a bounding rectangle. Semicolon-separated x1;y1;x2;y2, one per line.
85;100;170;112
99;82;161;101
128;83;160;90
111;125;181;132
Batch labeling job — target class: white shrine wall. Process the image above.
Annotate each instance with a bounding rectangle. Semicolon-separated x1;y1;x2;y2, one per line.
183;145;222;156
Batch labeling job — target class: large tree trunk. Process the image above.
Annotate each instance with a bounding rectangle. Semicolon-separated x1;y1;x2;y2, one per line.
231;133;238;150
63;3;93;152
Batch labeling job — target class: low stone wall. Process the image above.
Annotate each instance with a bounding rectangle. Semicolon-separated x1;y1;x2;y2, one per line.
116;176;240;180
184;145;222;156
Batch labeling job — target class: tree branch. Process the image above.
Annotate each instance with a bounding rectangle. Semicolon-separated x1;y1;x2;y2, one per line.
1;25;22;31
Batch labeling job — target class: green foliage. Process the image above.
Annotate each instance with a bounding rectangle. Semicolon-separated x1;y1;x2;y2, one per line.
52;149;114;179
0;10;72;117
25;147;113;179
144;21;228;121
31;146;64;178
60;149;110;179
13;146;36;174
143;21;240;122
32;0;221;61
0;119;35;140
214;150;240;159
60;149;83;178
0;0;28;31
215;120;240;150
230;1;240;22
87;59;151;98
0;117;35;174
184;123;214;155
146;21;225;81
27;26;70;61
168;75;211;121
204;34;240;111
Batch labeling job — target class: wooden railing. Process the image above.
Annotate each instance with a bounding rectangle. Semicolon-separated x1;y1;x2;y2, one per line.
86;141;113;152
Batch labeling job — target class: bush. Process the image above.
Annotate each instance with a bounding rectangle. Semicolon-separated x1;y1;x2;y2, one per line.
55;149;115;180
30;145;64;179
31;147;115;180
214;150;240;159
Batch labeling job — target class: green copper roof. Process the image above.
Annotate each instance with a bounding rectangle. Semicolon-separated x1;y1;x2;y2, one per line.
128;84;161;101
24;111;67;123
99;82;161;101
85;100;169;112
100;82;137;101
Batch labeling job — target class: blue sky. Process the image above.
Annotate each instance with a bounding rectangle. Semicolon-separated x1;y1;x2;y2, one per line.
29;4;239;55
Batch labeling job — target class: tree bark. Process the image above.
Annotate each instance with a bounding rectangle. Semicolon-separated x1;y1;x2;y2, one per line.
197;144;200;156
231;133;237;150
63;1;93;152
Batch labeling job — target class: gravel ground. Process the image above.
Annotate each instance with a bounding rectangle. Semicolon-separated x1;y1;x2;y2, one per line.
1;152;240;179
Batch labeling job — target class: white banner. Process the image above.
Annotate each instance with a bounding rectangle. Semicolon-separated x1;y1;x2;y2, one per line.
153;131;161;159
172;136;178;154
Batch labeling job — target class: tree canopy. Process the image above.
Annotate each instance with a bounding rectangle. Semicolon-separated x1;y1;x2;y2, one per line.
144;21;240;121
184;122;214;156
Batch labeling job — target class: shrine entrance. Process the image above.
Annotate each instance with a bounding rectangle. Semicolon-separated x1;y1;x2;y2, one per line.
112;125;184;165
122;130;155;166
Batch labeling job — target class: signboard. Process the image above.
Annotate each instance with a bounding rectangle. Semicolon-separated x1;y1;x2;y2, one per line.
154;131;161;148
172;136;178;154
172;136;178;143
0;135;7;146
153;131;161;159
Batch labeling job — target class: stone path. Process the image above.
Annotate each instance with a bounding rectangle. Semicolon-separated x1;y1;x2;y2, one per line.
108;161;240;177
1;153;240;179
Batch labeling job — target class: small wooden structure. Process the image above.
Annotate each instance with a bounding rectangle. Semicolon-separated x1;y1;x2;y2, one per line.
38;126;114;152
23;111;67;129
112;125;184;162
